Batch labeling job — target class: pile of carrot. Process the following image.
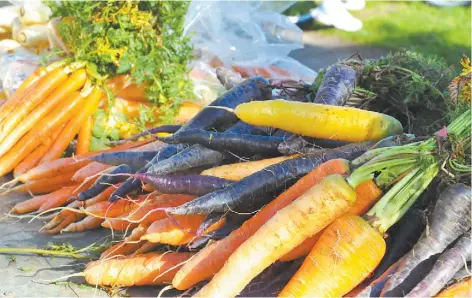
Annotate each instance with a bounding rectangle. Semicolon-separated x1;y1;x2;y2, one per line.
1;58;470;298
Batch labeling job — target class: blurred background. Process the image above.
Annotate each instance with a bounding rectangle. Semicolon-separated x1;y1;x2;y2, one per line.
284;0;471;70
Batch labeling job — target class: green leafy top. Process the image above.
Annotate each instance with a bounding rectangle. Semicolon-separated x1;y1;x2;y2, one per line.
45;0;194;122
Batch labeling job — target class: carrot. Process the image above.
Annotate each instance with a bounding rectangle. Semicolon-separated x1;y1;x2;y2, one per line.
100;223;148;259
229;99;403;142
71;162;111;182
43;213;86;235
167;143;370;216
381;183;471;296
0;91;85;177
9;171;75;194
84;252;195;287
279;213;386;298
101;215;137;231
62;215;104;232
314;63;358;106
279;179;383;262
141;215;226;246
13;124;64;177
194;174;356;297
435;278;471;298
115;124;182;145
133;242;160;255
11;193;51;214
41;87;101;163
14;66;46;95
200;155;298;180
172;159;350;290
76;115;93;155
85;195;148;218
133;174;232;196
106;74;149;102
0;67;70;145
0;69;87;158
87;150;166;168
38;186;77;212
406;232;471;297
159;129;285;157
125;194;196;225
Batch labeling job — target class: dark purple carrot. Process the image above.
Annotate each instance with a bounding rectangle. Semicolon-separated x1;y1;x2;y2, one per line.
159;129;285;157
196;212;225;236
314;63;359;106
110;125;182;145
216;67;243;90
381;183;472;296
165;142;373;215
77;164;137;201
109;77;272;202
85;151;160;168
406;231;471;297
132;174;232;196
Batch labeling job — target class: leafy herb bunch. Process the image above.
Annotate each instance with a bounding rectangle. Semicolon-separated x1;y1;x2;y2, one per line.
46;0;194;123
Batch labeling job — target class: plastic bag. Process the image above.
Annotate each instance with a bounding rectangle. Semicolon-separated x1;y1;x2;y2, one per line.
188;61;227;105
0;43;40;98
184;0;303;64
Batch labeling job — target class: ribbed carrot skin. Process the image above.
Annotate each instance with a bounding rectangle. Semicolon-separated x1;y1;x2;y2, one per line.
41;87;101;163
435;278;471;298
43;213;86;235
62;215;104;232
85;195;148;218
0;67;69;145
141;215;226;246
72;162;111;182
11;193;50;214
0;91;84;177
102;215;138;231
76;115;93;155
10;171;75;194
38;185;77;212
100;223;148;259
173;159;350;290
278;214;386;298
279;179;383;262
13;124;64;177
85;252;195;287
0;69;87;159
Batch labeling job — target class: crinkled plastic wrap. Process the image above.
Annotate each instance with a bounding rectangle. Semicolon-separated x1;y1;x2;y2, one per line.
0;46;40;98
185;0;317;84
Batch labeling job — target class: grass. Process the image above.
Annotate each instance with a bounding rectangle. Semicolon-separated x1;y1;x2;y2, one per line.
285;1;471;66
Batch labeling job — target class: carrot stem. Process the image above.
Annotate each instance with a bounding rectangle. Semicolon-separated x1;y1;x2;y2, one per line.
0;248;89;259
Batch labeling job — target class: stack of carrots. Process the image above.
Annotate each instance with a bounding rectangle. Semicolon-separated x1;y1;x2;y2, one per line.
1;59;470;298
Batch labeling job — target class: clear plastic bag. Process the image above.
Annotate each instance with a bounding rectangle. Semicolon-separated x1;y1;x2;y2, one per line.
184;0;303;64
188;61;227;105
0;47;40;98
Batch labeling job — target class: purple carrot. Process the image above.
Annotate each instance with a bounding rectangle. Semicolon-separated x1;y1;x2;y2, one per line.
133;173;233;196
110;124;182;145
406;231;471;297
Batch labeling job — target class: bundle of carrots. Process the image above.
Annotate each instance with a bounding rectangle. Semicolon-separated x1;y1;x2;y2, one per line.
1;55;470;297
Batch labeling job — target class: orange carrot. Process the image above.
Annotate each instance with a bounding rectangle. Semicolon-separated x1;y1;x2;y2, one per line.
102;215;138;231
9;171;75;194
172;159;350;290
141;215;226;246
44;213;86;235
0;90;84;176
11;194;50;214
278;213;386;298
41;87;101;163
84;252;195;287
14;66;46;95
0;67;69;145
62;215;104;232
194;174;357;298
200;155;299;181
13;124;64;178
126;194;196;225
0;69;87;158
85;195;148;218
133;242;160;255
435;278;471;297
76;115;93;155
279;179;383;262
38;185;77;212
100;223;148;259
72;162;111;182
